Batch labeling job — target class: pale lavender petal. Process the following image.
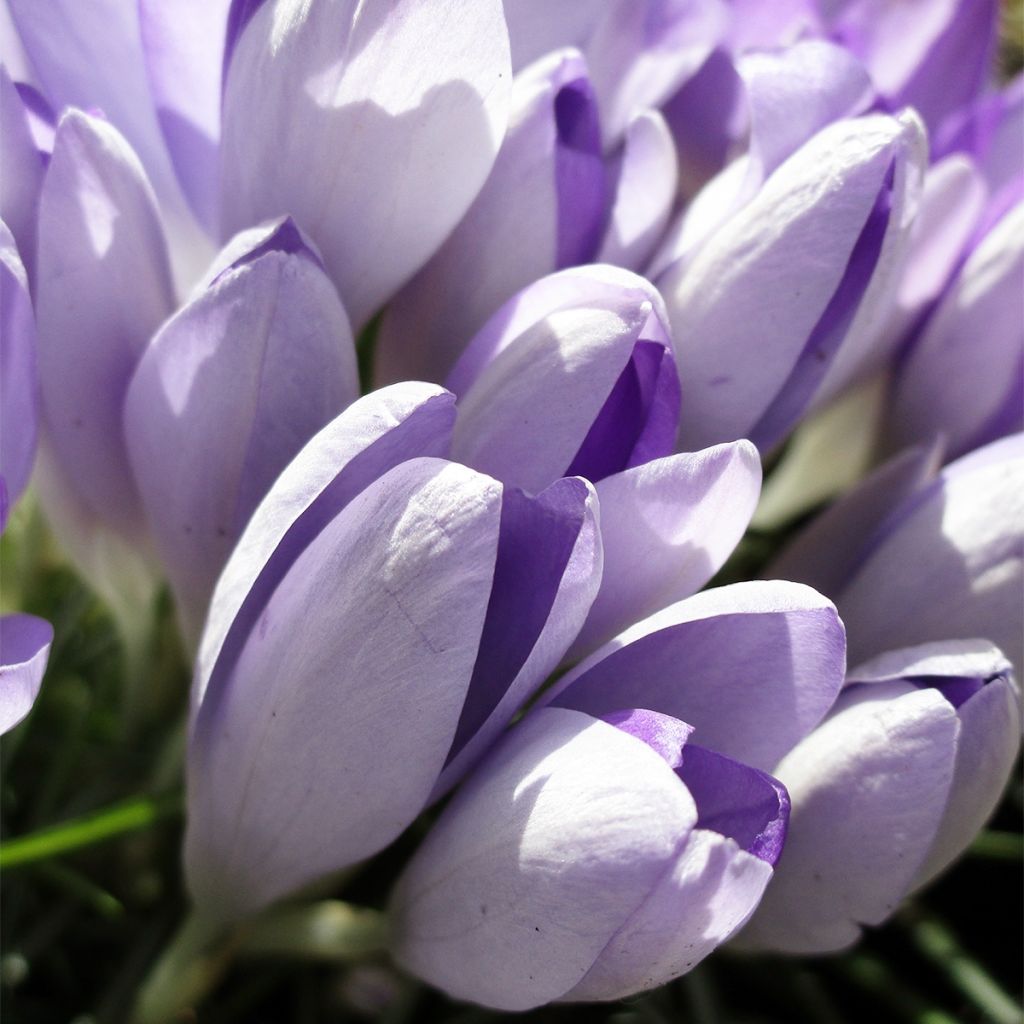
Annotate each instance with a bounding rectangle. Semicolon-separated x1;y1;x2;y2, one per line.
738;39;875;185
186;458;503;921
584;0;728;147
391;707;698;1011
660;48;746;200
661;112;925;451
0;66;47;278
434;477;602;794
569;441;761;657
35;110;175;541
736;682;959;953
598;109;678;271
553;581;845;770
767;442;942;596
832;0;999;135
603;707;693;768
125;221;359;648
503;0;605;70
139;0;231;232
836;434;1024;671
193;382;456;721
725;0;821;50
888;202;1024;458
0;223;37;505
0;613;52;734
374;48;605;385
219;0;512;330
566;827;772;1001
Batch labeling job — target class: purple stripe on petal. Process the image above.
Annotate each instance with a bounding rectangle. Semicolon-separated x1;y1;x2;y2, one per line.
749;162;895;451
676;744;790;866
212;217;325;285
444;478;588;765
13;82;56;160
554;77;607;268
603;707;693;770
222;0;271;90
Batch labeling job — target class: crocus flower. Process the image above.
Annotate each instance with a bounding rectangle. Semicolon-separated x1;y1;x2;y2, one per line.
442;264;762;655
185;383;601;922
390;578;845;1007
391;706;789;1010
769;434;1024;673
656;110;926;453
124;217;359;648
737;639;1021;954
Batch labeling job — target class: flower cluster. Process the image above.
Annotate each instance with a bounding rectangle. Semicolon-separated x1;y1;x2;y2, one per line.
1;0;1021;1016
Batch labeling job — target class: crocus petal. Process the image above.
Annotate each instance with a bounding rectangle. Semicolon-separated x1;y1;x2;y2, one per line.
738;39;875;186
0;66;47;278
584;0;728;148
219;0;512;330
660;48;747;200
569;441;761;657
125;220;360;648
597;109;678;271
374;48;606;385
660;112;925;451
503;0;605;71
887;202;1024;458
552;581;845;770
36;109;175;542
186;458;503;921
832;0;998;135
434;476;602;794
193;382;456;719
567;827;771;1001
449;269;675;493
0;222;37;505
737;682;959;953
0;613;52;734
139;0;231;232
725;0;821;51
767;442;943;596
391;706;698;1011
836;434;1024;671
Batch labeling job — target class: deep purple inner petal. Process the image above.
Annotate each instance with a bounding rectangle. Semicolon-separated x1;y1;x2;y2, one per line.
749;160;895;451
554;78;608;268
675;744;790;865
603;707;694;770
565;339;677;482
910;675;988;709
444;480;588;765
222;0;271;91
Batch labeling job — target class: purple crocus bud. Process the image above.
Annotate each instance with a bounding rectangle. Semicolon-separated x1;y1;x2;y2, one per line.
738;639;1021;954
885;200;1024;459
391;705;788;1009
35;108;174;552
447;265;679;494
549;580;847;772
0;222;37;511
826;0;999;137
658;111;926;452
185;384;601;921
374;48;606;385
771;435;1024;672
219;0;512;331
124;218;360;649
0;613;52;735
